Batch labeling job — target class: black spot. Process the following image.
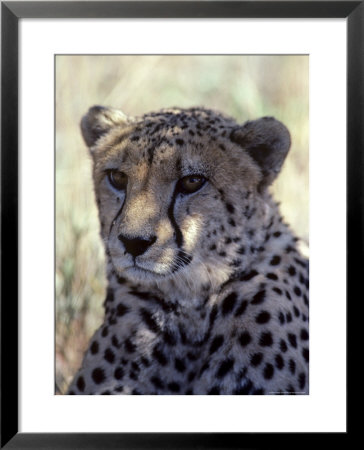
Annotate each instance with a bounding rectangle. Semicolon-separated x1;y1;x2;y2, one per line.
278;312;285;325
238;331;251;347
255;311;271;324
293;306;300;317
216;358;234;378
132;389;141;395
280;339;288;353
298;372;306;389
250;352;263;367
273;287;282;295
76;376;85;392
185;389;193;395
140;308;160;333
234;379;253;395
247;229;255;238
102;391;110;395
286;312;292;323
252;388;265;395
116;275;127;284
251;290;266;305
294;286;302;297
163;330;177;346
234;300;248;317
300;329;309;341
208;386;220;395
141;357;150;367
303;294;309;306
259;331;273;347
288;333;297;348
178;324;187;345
229;259;242;268
285;245;296;254
267;273;278;280
128;290;153;301
299;274;308;288
90;341;99;354
116;303;129;317
294;257;307;268
226;203;235;214
114;386;124;393
228;218;236;227
199;362;210;377
104;348;115;364
188;371;196;382
275;354;284;370
270;255;281;266
302;348;309;362
176;138;184;146
105;288;114;303
108;316;117;326
174;358;186;373
152;346;168;366
91;368;105;384
209;304;218;327
288;265;296;276
111;335;120;349
101;327;109;337
167;382;180;393
114;367;124;380
285;290;292;301
150;376;164;389
237;367;248;380
263;363;274;379
289;359;296;374
124;338;136;353
237;246;246;255
287;385;296;395
239;270;258;281
187;352;199;362
209;244;216;251
221;292;237;315
209;335;224;354
273;231;281;238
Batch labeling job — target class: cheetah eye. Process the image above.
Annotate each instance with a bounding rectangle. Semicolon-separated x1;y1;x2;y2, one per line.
177;175;207;194
107;170;128;191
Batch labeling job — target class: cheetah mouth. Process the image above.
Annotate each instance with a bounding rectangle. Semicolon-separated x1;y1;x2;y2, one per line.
123;264;172;281
119;255;193;281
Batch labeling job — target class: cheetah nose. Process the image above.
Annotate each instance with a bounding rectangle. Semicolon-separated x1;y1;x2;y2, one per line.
118;234;157;257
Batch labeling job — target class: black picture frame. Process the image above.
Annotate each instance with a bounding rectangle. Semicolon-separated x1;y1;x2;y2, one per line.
1;1;360;448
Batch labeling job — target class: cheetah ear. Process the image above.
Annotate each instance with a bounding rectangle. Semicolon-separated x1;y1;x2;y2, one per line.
81;105;133;148
230;117;291;189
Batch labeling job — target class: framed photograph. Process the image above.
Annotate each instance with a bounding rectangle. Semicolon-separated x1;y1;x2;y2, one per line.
1;1;359;447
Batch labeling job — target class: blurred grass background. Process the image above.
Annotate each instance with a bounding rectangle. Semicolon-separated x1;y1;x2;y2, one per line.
56;55;308;394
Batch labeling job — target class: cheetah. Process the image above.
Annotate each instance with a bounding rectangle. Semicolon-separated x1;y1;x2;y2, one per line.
67;106;309;395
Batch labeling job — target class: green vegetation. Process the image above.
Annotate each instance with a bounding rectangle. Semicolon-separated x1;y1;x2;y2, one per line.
56;55;308;393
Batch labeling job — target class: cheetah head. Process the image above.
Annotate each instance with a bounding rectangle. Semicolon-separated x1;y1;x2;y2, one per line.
81;106;290;287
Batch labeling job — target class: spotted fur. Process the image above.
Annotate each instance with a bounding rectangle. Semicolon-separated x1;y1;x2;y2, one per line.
67;106;309;395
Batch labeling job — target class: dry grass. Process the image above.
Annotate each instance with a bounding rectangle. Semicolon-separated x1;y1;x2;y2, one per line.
55;55;308;394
